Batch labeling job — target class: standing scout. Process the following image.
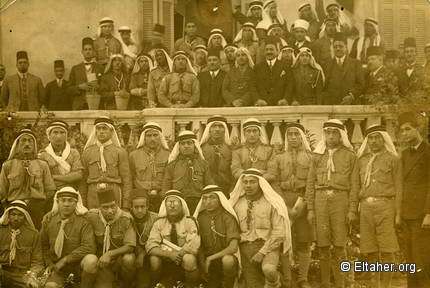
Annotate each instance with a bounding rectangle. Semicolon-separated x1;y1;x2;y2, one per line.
0;129;56;228
265;122;313;288
129;122;170;212
306;119;358;288
0;200;43;288
230;168;291;288
40;187;97;288
147;48;173;107
200;116;233;196
38;120;83;190
231;118;273;179
163;130;213;213
81;117;132;210
86;189;136;288
355;125;402;288
398;112;430;287
94;17;123;67
194;185;240;288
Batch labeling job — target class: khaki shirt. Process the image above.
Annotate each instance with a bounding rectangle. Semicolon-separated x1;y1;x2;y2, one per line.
94;36;123;65
40;212;96;265
158;72;200;108
174;36;206;55
129;147;169;192
0;225;44;273
234;196;285;255
231;143;273;179
201;142;233;193
146;216;200;255
132;212;158;253
147;67;170;104
0;159;56;201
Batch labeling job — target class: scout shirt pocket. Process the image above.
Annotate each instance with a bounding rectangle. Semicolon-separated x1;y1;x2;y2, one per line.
255;209;271;231
374;166;393;184
295;162;310;181
7;172;22;190
87;154;101;178
15;246;32;268
105;156;119;179
316;166;328;186
28;164;43;190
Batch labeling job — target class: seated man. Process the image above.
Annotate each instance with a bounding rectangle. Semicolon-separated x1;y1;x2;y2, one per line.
40;187;97;288
86;189;136;288
0;200;43;288
194;185;240;288
146;190;201;288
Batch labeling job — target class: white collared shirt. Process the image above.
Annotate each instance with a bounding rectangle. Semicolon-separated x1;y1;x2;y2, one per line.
210;69;220;78
336;55;346;66
266;58;276;67
406;62;416;77
56;78;63;86
17;72;27;79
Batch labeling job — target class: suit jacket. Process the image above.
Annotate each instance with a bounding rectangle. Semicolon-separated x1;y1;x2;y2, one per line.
1;73;44;111
401;142;430;220
322;56;365;104
397;63;425;97
198;70;226;107
364;66;399;104
44;79;73;111
254;59;288;105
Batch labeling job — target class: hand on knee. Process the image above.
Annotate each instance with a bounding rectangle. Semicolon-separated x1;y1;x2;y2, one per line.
182;254;198;271
81;254;99;274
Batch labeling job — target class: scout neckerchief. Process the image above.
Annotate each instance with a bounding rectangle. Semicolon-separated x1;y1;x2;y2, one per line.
363;152;381;188
114;73;124;91
326;148;338;181
96;140;113;173
54;218;69;258
9;229;20;265
45;142;72;175
99;209;122;254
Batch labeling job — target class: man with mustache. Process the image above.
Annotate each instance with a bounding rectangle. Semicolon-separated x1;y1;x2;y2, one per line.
0;129;56;228
129;122;170;212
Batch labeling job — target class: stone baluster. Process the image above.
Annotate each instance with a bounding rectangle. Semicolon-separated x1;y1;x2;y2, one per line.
270;121;283;151
385;117;397;142
230;122;241;146
350;118;365;151
177;121;189;132
261;121;269;144
191;120;203;140
366;116;382;129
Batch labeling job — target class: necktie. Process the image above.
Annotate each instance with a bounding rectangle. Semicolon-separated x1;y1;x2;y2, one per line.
327;149;337;181
364;153;378;187
406;66;414;77
9;229;20;265
170;222;178;245
96;140;112;173
54;219;69;258
246;200;254;231
211;71;215;79
337;58;342;66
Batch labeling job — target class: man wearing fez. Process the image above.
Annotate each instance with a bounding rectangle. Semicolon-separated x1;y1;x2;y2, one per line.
1;50;45;111
200;116;233;196
44;60;73;111
41;187;97;288
0;200;43;288
231;118;273;180
158;51;200;108
306;119;358;288
230;168;291;288
147;48;173;107
146;190;201;287
265;122;313;288
94;17;123;67
398;112;430;287
322;32;365;105
398;37;426;98
363;46;399;105
0;129;56;228
163;130;213;213
198;49;227;107
354;125;402;287
128;188;158;288
174;21;206;55
38;120;83;190
69;37;104;110
86;188;136;288
81;116;132;210
193;185;240;288
129;122;170;212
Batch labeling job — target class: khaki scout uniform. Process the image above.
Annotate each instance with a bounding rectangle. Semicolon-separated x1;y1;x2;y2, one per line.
157;72;200;108
147;66;170;106
231;143;273;179
81;144;132;209
129;147;169;212
0;224;44;287
94;36;123;66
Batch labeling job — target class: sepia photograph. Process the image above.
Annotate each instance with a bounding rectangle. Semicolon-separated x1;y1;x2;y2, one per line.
0;0;429;287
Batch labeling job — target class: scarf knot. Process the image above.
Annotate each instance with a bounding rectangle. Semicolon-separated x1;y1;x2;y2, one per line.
326;149;337;181
96;140;113;172
54;219;69;258
9;229;21;265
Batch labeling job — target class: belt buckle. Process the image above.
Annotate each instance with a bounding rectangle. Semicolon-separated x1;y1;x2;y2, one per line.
97;182;108;191
366;197;375;203
326;190;334;197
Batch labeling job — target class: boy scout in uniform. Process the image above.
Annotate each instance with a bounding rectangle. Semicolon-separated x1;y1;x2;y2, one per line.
306;119;358;288
86;189;136;288
41;187;97;288
147;48;172;107
0;200;43;288
265;122;313;288
129;122;170;212
355;125;402;288
162;130;213;213
157;51;200;108
81;116;132;210
93;17;123;67
231;118;273;180
146;190;201;288
194;185;240;288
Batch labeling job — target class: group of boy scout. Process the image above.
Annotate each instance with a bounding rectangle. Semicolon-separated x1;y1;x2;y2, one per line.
0;111;429;288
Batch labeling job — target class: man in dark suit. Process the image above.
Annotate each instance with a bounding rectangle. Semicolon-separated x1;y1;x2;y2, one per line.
322;33;365;105
44;60;73;110
254;36;289;106
69;37;104;110
198;49;226;107
399;111;430;288
1;51;45;111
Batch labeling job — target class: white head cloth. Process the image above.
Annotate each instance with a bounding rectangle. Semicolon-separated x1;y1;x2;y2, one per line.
45;123;71;175
104;54;126;74
278;45;296;62
234;23;259;44
314;119;354;154
158;190;191;217
98;17;115;37
247;1;263;17
242;118;268;145
357;126;398;158
318;2;351;38
132;55;154;74
117;25;137;59
356;18;381;60
235;47;255;69
229;169;292;254
293;19;310;31
168;130;205;163
84;120;121;150
0;200;35;229
293;47;325;85
7;130;37;161
284;124;312;152
208;29;228;49
257;0;286;30
200;116;231;146
172;51;197;75
51;186;88;216
136;121;169;150
150;48;173;72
